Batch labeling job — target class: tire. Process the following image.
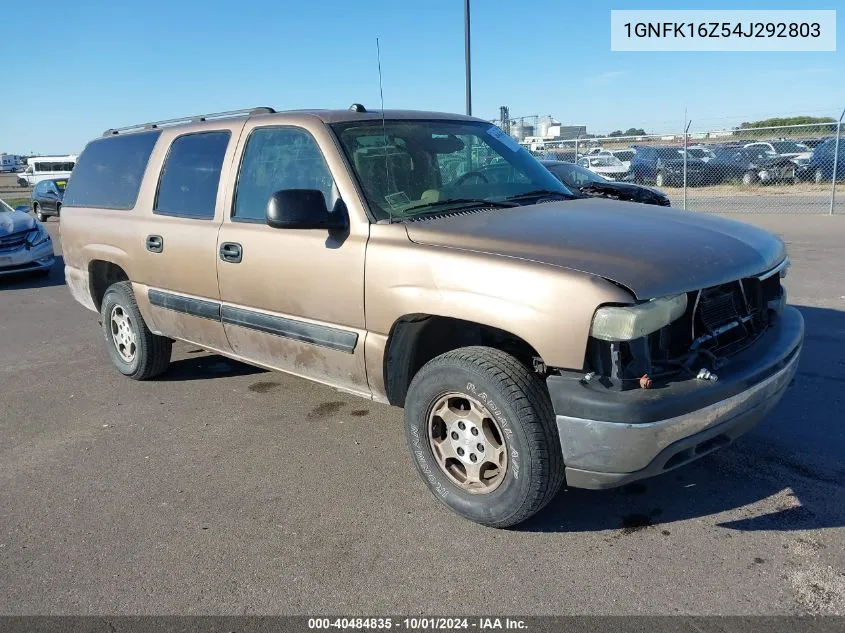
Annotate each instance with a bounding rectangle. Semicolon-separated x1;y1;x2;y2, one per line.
55;203;61;218
33;203;46;222
741;171;756;186
654;172;665;188
404;346;564;528
814;168;824;184
100;281;172;380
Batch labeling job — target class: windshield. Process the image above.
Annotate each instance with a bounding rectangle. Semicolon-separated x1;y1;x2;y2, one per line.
656;148;682;160
546;162;607;188
770;141;806;154
588;156;623;167
330;119;572;221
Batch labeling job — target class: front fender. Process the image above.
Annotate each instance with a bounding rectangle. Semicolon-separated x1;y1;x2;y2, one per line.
365;234;633;370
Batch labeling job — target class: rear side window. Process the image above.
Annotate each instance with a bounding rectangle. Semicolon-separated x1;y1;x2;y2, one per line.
154;131;231;219
63;131;161;209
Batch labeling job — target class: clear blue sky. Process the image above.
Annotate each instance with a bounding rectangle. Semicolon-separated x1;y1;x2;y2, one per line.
1;0;843;154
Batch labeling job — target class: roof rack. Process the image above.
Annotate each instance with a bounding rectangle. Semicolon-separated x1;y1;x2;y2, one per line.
102;106;275;136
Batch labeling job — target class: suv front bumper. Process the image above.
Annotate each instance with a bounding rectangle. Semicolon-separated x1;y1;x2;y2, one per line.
547;306;804;489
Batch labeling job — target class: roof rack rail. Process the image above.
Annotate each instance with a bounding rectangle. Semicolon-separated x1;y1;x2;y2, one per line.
102;106;276;136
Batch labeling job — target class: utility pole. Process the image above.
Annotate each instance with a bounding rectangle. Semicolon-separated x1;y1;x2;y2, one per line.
464;0;472;116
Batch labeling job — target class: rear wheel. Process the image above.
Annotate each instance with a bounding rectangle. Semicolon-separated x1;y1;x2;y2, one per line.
742;171;756;186
655;172;665;188
100;281;172;380
814;168;824;184
404;346;564;528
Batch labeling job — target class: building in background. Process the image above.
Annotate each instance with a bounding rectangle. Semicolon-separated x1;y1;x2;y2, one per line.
491;107;586;147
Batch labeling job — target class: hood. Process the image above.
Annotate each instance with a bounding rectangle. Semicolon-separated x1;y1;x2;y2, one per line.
404;199;785;300
753;155;796;168
0;209;36;236
661;157;706;170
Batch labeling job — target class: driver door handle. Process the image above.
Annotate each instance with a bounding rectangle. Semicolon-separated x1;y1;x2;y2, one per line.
219;242;242;263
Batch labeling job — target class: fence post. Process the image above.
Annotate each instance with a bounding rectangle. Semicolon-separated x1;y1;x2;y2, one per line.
830;107;844;216
574;136;579;161
682;120;691;211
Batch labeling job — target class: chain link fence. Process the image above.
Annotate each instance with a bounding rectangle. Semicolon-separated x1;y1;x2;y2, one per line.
529;119;844;214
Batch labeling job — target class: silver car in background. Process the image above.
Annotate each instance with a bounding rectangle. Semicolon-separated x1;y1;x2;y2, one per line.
0;199;55;277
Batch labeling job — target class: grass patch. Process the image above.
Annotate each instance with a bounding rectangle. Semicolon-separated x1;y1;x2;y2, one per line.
0;196;31;209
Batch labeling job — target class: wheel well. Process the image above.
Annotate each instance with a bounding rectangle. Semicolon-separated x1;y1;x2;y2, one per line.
89;260;129;310
383;315;542;407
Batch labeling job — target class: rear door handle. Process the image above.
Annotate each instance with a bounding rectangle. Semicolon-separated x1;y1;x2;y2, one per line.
145;235;163;253
219;242;242;263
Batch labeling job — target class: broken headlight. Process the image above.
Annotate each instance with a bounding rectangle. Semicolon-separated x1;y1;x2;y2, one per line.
26;224;51;247
590;294;688;342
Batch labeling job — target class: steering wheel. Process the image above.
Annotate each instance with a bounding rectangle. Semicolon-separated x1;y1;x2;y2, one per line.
454;170;490;185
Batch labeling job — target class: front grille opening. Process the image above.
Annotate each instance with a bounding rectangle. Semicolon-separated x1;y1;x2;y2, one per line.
583;272;784;391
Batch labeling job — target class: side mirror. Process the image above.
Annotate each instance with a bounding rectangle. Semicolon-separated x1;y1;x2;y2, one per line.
266;189;347;230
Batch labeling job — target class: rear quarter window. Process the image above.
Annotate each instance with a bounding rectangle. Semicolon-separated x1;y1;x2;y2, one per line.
63;131;161;210
154;131;231;219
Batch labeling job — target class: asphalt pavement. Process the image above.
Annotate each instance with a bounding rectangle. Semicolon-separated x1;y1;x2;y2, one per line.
1;215;844;615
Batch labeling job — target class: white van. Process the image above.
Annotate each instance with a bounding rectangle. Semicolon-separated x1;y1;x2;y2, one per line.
16;155;77;186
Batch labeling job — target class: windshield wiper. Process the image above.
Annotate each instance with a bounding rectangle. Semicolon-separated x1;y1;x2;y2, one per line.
400;198;518;215
505;189;575;201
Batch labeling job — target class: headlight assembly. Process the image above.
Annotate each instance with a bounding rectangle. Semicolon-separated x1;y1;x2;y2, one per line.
590;294;688;341
27;225;51;247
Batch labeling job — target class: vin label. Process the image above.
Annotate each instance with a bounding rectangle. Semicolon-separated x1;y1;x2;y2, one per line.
610;10;836;51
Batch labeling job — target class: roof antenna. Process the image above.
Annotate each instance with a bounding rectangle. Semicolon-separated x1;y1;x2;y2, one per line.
377;37;392;224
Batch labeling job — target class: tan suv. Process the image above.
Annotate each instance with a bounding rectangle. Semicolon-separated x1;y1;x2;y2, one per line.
61;105;804;527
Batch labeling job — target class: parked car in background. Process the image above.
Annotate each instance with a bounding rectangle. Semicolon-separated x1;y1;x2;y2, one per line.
16;155;77;187
630;146;707;187
31;178;67;221
0;198;55;277
577;154;629;180
541;160;670;207
743;141;811;163
706;147;799;186
804;137;845;183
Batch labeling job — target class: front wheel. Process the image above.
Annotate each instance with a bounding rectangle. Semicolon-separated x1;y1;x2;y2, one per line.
742;171;756;186
404;347;564;528
33;203;46;222
100;281;172;380
814;168;824;184
654;172;665;188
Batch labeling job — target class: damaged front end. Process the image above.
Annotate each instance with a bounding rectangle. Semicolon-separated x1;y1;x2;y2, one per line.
582;258;789;391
